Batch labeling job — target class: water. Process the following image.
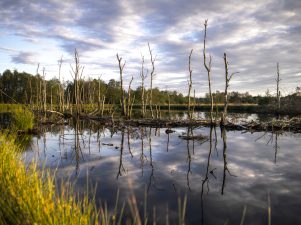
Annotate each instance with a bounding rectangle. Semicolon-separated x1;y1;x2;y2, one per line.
23;119;301;225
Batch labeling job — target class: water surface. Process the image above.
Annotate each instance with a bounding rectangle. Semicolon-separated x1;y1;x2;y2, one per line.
24;120;301;225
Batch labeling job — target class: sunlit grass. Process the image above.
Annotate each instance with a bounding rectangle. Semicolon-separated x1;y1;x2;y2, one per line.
11;109;34;131
0;104;24;113
0;134;99;225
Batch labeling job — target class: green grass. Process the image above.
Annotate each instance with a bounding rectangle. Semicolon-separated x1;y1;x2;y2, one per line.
0;104;24;113
11;109;34;131
0;134;99;225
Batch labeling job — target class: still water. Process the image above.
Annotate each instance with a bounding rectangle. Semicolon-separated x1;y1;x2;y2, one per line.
23;120;301;225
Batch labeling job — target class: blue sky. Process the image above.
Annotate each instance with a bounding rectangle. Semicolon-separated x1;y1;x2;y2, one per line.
0;0;301;96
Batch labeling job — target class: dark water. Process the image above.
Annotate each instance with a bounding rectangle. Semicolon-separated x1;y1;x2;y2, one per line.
23;118;301;225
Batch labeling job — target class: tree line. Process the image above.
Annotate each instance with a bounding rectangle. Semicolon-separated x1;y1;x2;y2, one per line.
2;69;299;107
0;69;187;106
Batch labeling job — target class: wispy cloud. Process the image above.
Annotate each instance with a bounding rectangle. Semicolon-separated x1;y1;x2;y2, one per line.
11;51;37;65
0;0;300;95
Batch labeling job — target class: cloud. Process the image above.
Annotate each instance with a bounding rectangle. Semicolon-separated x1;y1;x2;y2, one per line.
11;51;37;65
0;0;301;95
0;47;18;53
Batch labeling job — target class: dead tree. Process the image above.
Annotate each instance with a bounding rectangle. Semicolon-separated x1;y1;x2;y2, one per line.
168;91;171;118
116;54;126;116
192;89;196;116
276;62;281;112
27;75;33;109
222;53;238;125
203;19;214;123
148;43;156;119
97;77;106;115
187;49;193;119
42;67;47;113
35;63;40;110
50;86;53;111
70;49;84;115
58;55;64;112
140;55;148;118
127;75;134;118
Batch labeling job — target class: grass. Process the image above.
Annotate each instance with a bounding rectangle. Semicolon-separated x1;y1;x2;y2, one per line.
0;133;99;225
0;104;24;113
11;109;34;131
0;104;34;131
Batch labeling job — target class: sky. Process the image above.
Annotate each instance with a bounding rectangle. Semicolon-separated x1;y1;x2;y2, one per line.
0;0;300;96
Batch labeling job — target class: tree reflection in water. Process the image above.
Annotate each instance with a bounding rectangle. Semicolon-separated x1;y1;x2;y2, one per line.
200;126;214;225
221;126;235;195
116;129;125;179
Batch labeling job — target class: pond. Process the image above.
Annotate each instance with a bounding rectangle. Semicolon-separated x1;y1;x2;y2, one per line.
22;118;301;225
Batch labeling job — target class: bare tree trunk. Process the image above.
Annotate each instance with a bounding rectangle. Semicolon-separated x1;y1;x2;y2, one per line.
98;77;101;112
39;77;42;111
28;76;32;107
140;55;147;118
67;90;71;111
145;92;149;117
130;95;135;119
58;56;63;112
127;75;134;118
222;53;229;125
155;105;159;119
188;49;193;119
101;95;106;116
168;92;171;118
222;53;238;125
36;63;40;111
203;19;214;124
50;87;53;111
70;49;84;116
42;67;47;114
116;53;126;116
276;62;281;112
80;80;85;113
192;89;196;117
148;43;156;119
61;78;65;112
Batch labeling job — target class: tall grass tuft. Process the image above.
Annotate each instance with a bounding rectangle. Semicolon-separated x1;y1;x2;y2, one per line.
0;134;99;225
11;109;34;131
